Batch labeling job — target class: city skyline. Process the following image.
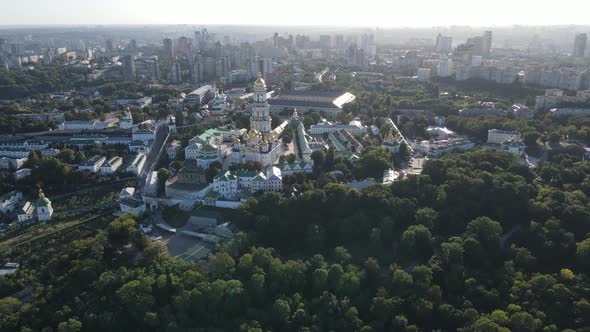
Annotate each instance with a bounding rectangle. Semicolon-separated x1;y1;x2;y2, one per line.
2;0;590;27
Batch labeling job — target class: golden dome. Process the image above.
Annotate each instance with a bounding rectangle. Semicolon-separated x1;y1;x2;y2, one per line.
254;72;266;87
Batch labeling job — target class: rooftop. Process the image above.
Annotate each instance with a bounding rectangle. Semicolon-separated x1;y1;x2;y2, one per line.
189;85;213;96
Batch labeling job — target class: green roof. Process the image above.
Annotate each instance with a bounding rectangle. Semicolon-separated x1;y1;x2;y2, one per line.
198;155;219;160
275;161;312;170
198;129;222;141
235;169;258;177
36;196;51;207
252;173;266;181
214;170;238;181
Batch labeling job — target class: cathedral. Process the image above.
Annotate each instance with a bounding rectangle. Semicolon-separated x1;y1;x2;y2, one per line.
231;74;287;166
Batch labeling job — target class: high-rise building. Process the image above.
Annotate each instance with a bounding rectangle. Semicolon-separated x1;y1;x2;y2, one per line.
135;56;160;81
122;55;136;81
319;35;332;49
249;57;273;78
417;68;431;82
334;35;345;49
574;33;587;58
128;39;137;50
194;31;202;51
482;31;492;57
194;28;209;50
178;36;189;56
44;49;54;64
163;38;175;59
10;44;23;55
214;42;226;58
347;44;366;67
202;56;217;79
360;33;377;58
437;58;454;77
192;59;203;83
170;62;181;83
435;34;452;53
106;39;114;53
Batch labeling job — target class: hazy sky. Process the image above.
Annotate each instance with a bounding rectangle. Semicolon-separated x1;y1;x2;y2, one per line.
2;0;590;27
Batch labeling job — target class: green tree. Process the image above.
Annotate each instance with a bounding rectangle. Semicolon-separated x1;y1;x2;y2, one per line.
57;318;83;332
466;217;502;249
157;168;171;195
107;214;139;247
523;131;541;148
311;150;325;171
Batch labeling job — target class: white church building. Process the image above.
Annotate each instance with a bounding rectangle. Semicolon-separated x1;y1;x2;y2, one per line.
231;74;286;166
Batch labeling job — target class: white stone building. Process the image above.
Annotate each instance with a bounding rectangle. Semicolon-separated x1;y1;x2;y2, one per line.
213;165;283;200
100;156;123;174
120;197;146;215
275;161;313;176
132;129;156;141
36;190;53;222
231;75;285;166
119;187;136;200
126;154;146;175
17;201;35;223
487;129;521;144
501;140;526;155
119;109;134;129
79;155;107;173
185;142;221;169
0;191;23;214
58;120;97;131
166;140;181;159
416;138;475;158
252;166;283;192
309;120;367;136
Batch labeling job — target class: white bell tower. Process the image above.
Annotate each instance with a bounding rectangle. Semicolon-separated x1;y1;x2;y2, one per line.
250;73;272;133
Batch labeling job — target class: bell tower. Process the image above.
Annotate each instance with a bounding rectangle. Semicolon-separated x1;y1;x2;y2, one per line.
250;73;272;133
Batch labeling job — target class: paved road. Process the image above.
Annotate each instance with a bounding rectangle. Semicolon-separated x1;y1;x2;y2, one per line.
138;121;169;192
387;117;413;153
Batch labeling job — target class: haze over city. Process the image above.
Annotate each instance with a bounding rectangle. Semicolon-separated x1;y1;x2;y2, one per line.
2;0;590;27
2;2;590;332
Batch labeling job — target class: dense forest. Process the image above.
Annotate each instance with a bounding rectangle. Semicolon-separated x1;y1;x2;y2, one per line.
1;149;590;331
0;65;89;99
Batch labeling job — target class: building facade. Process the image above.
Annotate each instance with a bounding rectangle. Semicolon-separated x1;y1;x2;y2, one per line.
487;129;522;144
100;156;123;174
231;75;285;166
79;155;107;173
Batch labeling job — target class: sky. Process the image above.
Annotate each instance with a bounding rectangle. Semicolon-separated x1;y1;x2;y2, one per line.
2;0;590;27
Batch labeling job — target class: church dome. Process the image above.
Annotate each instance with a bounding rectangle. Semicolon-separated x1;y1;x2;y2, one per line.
254;73;266;87
37;196;51;207
36;189;51;207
